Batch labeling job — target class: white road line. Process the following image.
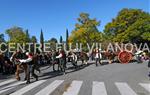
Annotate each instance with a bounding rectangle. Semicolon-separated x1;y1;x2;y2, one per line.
115;82;137;95
10;80;46;95
63;80;83;95
92;82;107;95
0;79;16;87
0;81;25;94
35;80;64;95
139;83;150;93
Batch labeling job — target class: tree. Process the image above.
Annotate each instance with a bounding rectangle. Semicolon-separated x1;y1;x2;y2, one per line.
48;38;58;50
25;29;30;42
0;34;6;52
0;34;5;43
50;38;57;43
68;13;103;47
30;36;37;53
31;36;37;43
104;8;150;43
40;29;44;51
122;17;150;43
60;36;63;43
66;29;69;50
6;26;28;43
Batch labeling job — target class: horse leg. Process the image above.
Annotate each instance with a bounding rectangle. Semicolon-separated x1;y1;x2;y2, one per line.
52;63;56;71
35;65;40;73
95;58;98;66
15;64;20;81
23;64;28;81
99;58;102;65
109;59;112;64
26;65;31;84
31;64;38;81
81;59;84;65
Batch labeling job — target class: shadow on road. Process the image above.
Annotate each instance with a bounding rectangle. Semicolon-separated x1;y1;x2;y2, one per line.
40;63;94;80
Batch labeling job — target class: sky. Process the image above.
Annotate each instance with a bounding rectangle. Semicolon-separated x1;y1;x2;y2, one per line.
0;0;149;42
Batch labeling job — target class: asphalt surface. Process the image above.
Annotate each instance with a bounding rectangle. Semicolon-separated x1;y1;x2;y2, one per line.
0;60;149;95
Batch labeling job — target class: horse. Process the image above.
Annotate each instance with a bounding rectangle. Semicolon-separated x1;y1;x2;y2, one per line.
0;53;4;74
67;51;78;68
102;50;119;64
79;51;89;65
10;51;28;81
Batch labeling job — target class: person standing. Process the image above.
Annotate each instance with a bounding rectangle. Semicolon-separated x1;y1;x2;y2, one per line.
51;50;59;71
56;49;66;74
142;50;150;79
95;49;102;66
19;52;38;84
145;51;150;79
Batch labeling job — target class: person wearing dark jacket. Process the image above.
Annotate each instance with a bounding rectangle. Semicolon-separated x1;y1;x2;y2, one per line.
56;49;66;74
19;52;38;84
143;50;150;79
10;51;28;81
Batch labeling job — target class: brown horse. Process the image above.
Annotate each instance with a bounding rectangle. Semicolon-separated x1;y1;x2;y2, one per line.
102;51;119;64
80;51;89;65
10;51;28;81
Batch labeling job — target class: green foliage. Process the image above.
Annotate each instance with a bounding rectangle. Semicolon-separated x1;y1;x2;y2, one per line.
0;34;6;52
6;26;28;43
31;36;37;43
48;38;58;50
25;29;31;42
142;32;150;41
104;8;150;43
40;29;44;44
49;38;57;43
69;13;103;47
0;34;5;42
40;29;44;51
66;29;69;50
60;36;63;43
124;17;150;43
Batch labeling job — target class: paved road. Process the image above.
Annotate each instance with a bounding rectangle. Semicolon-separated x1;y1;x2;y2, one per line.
0;61;149;95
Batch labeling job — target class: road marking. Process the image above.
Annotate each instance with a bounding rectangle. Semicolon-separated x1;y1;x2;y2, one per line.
63;80;83;95
0;81;25;94
10;80;46;95
0;79;16;87
139;83;150;93
92;82;107;95
35;80;64;95
115;82;137;95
